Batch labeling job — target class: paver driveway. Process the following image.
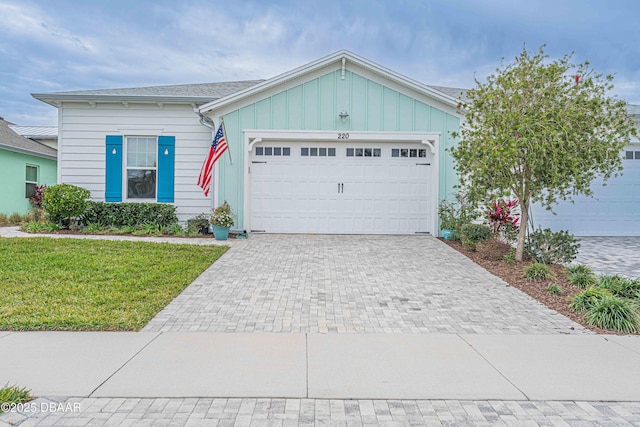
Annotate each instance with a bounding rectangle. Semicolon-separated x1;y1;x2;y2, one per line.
575;236;640;278
144;235;585;334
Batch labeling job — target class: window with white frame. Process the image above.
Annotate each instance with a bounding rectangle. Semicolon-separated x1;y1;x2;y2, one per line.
25;164;38;198
126;136;157;199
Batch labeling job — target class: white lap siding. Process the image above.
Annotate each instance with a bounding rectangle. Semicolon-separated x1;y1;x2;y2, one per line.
57;102;211;221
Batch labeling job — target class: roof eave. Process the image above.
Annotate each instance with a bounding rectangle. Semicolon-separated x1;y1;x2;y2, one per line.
31;93;218;107
199;50;461;114
0;143;57;160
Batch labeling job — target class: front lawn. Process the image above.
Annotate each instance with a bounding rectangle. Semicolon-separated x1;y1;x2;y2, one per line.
0;238;227;331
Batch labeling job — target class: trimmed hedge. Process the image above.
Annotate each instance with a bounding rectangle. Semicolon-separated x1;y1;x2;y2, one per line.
81;201;178;227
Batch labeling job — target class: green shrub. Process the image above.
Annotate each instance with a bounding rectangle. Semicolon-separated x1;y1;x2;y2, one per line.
460;223;491;251
8;212;23;225
565;265;593;276
525;228;580;265
438;193;479;239
584;295;640;333
546;284;563;295
569;288;612;313
81;201;178;228
597;275;640;299
503;247;517;264
0;213;7;225
43;184;91;228
186;213;211;234
166;223;184;235
523;262;553;281
567;272;596;289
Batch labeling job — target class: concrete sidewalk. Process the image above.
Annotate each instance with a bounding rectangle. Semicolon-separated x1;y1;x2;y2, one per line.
1;332;639;401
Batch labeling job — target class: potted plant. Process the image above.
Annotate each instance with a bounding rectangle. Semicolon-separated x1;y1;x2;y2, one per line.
210;201;234;240
438;200;458;240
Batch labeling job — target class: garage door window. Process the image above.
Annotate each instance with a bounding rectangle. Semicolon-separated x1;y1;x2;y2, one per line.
346;148;381;157
392;148;428;158
255;146;291;156
626;150;640;160
301;147;336;157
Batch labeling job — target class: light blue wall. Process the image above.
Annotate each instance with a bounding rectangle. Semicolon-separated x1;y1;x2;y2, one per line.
217;69;460;228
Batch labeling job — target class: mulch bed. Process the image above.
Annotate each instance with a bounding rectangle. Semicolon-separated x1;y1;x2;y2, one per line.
441;238;619;335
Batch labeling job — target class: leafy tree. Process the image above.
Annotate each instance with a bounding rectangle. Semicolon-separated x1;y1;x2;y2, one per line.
451;46;636;261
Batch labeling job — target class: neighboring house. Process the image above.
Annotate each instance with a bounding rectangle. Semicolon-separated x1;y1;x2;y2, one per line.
0;118;57;215
31;49;638;236
532;109;640;236
9;125;58;149
33;50;463;235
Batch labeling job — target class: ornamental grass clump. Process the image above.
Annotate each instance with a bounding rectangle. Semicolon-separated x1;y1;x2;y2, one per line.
569;288;612;313
584;295;640;334
546;284;563;296
565;265;597;289
597;275;640;300
523;262;553;281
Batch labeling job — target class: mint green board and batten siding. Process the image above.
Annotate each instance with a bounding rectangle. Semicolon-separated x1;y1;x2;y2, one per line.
218;70;460;229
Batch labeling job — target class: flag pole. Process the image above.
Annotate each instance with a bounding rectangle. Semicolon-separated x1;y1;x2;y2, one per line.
220;116;233;165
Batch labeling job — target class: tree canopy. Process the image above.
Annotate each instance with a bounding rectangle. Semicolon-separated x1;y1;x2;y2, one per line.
451;45;636;260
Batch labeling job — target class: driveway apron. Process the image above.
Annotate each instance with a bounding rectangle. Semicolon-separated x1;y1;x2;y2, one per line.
143;235;586;334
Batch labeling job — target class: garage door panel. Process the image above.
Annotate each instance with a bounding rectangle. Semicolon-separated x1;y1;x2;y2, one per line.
534;148;640;236
250;142;433;234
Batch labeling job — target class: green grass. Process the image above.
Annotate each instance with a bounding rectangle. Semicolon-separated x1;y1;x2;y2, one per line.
0;385;31;413
0;238;227;331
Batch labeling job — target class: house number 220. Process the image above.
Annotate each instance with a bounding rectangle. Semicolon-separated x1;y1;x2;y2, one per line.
337;133;349;139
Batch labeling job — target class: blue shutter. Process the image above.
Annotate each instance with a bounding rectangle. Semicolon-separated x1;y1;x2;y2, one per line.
157;136;175;203
105;135;123;202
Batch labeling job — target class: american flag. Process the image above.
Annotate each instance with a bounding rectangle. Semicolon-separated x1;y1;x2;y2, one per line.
197;123;228;196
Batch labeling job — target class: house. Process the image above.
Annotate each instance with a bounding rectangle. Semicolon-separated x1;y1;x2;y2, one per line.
0;118;57;215
33;50;462;235
31;50;639;236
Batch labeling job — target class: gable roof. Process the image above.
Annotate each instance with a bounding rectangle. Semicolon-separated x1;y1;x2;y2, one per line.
32;80;265;106
0;119;57;159
198;50;461;114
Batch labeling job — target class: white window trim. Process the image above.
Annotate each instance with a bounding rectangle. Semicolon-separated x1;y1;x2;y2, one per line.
242;129;441;234
124;136;158;202
25;164;39;198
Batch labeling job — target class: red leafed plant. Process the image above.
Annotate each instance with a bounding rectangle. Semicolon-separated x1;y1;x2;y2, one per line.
486;199;520;239
29;184;47;209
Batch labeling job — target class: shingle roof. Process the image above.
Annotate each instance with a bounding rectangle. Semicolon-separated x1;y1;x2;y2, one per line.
9;125;58;139
0;119;57;159
427;85;469;102
33;80;265;105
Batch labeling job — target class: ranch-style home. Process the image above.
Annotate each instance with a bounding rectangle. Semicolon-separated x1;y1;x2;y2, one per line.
32;50;639;236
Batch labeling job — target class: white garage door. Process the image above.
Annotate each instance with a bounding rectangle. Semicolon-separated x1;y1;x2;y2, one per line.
250;142;434;234
533;146;640;236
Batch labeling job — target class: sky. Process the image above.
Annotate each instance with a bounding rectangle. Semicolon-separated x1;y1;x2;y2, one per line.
1;0;640;126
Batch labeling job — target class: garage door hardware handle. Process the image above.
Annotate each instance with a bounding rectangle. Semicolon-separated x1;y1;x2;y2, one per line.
338;183;344;193
415;163;431;166
252;161;268;164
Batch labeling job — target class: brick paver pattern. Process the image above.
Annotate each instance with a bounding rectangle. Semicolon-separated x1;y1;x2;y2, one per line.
143;235;587;334
4;397;640;426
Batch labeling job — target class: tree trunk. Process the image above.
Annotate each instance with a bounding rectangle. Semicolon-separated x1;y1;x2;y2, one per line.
515;199;529;261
